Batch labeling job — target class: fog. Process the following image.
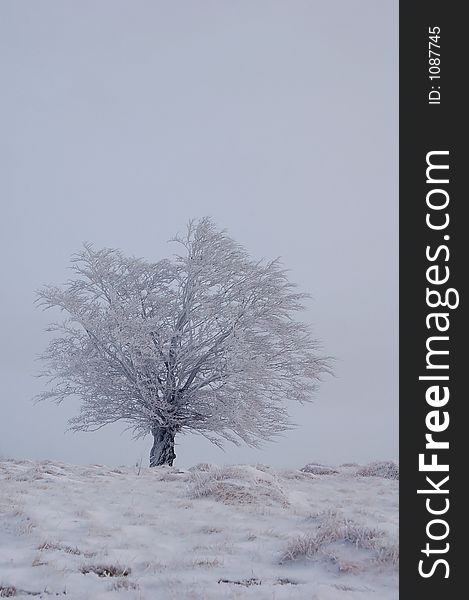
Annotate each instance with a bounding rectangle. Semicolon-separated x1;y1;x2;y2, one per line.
0;1;397;468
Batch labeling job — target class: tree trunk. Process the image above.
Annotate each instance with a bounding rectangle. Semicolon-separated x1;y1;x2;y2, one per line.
149;426;176;467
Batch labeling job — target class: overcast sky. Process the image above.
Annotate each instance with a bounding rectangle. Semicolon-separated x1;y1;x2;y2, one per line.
0;1;397;469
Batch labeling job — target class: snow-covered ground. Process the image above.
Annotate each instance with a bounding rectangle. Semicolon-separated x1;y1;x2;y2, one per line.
0;460;398;599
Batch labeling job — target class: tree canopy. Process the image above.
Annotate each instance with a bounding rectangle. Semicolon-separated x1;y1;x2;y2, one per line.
37;218;330;465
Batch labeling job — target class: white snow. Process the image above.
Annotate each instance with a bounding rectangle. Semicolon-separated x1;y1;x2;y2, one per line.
0;460;398;599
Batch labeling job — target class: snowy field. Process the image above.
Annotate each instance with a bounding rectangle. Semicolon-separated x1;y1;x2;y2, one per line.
0;460;398;599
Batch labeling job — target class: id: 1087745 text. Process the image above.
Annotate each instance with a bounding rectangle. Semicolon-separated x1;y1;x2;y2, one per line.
428;26;441;105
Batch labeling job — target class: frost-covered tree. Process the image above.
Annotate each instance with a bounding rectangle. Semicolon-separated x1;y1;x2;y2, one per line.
37;218;330;466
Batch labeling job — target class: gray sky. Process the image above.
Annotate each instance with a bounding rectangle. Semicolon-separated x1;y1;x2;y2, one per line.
0;1;397;468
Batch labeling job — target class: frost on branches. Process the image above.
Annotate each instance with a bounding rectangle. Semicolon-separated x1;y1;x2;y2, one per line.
36;218;330;466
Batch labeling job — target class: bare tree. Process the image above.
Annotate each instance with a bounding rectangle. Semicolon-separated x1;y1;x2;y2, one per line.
37;218;330;466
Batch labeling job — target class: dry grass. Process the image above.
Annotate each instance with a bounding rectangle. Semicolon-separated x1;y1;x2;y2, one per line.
188;466;289;507
198;525;223;534
38;541;82;555
6;510;35;535
274;578;298;586
301;463;339;475
0;586;62;598
356;461;399;480
218;578;261;587
188;463;215;472
31;557;48;567
185;558;224;569
108;579;139;591
280;510;399;571
81;564;131;577
278;468;314;481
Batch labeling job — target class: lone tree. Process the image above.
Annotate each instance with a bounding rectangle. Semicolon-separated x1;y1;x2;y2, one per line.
37;218;330;466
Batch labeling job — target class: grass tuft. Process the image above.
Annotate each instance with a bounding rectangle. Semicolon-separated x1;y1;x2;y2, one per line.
81;564;131;577
280;510;398;571
356;461;399;480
